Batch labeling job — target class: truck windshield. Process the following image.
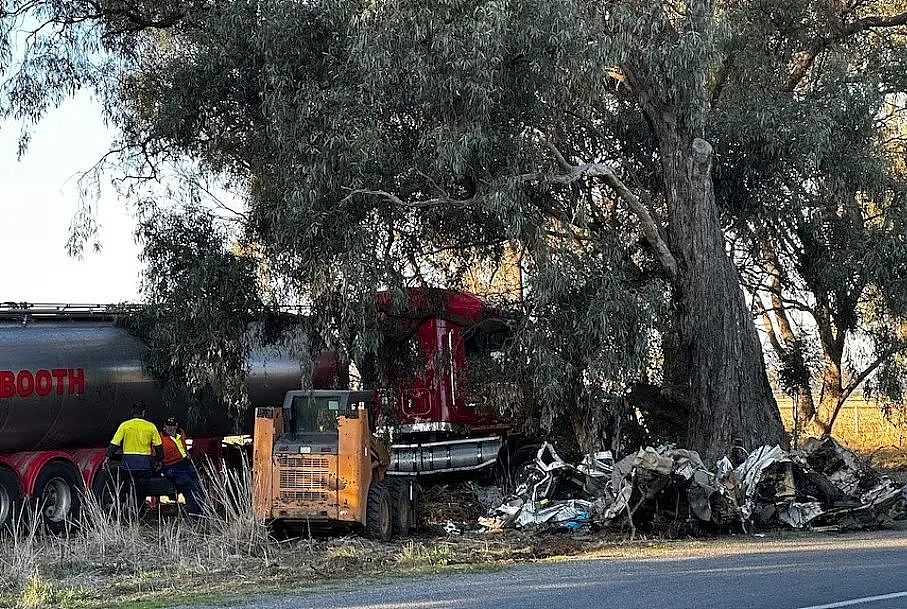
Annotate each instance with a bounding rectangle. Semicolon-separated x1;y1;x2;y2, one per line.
291;395;341;435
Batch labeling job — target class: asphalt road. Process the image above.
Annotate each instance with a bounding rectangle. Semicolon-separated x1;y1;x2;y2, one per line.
186;531;907;609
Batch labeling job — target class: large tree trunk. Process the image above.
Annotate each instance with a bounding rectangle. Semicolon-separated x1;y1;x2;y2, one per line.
658;130;787;460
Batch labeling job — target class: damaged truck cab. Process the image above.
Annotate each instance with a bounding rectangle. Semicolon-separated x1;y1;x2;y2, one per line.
252;390;413;540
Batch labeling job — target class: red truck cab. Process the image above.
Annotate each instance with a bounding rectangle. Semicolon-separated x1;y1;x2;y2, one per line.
376;289;516;475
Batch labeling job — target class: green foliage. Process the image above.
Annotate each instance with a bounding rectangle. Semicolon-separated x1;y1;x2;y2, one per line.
100;0;674;441
126;208;263;420
510;235;667;438
706;0;907;415
4;0;907;443
776;337;820;396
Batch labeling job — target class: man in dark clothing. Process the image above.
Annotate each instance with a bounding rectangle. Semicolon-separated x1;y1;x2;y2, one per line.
160;417;204;517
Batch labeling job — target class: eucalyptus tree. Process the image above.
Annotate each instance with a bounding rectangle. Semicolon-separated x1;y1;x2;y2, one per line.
711;1;907;437
4;0;907;457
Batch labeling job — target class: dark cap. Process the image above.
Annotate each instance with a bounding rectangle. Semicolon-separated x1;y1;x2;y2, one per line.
165;417;177;427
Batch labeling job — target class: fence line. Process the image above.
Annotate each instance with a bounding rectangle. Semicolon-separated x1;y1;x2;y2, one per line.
775;395;907;452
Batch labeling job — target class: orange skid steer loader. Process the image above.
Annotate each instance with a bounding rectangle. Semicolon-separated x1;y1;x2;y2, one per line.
252;390;415;539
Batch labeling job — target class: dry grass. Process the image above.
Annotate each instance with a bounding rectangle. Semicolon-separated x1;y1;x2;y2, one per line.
417;482;488;530
0;466;523;609
777;395;907;454
0;469;727;608
3;468;868;609
865;448;907;473
395;541;454;567
0;461;286;609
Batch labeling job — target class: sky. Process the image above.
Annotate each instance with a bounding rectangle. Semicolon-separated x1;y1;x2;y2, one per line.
0;93;142;304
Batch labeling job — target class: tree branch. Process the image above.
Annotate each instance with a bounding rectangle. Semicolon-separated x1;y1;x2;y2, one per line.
756;296;786;358
842;344;907;398
783;9;907;91
822;343;906;435
710;52;735;104
846;10;907;33
533;132;678;280
345;127;680;281
340;188;476;210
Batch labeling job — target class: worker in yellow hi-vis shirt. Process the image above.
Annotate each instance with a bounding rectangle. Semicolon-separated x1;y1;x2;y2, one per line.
105;401;163;486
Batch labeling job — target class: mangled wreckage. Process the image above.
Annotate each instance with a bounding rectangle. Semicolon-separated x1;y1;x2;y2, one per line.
479;438;907;534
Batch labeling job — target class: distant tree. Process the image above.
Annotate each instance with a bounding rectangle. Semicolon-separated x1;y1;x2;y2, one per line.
711;4;907;437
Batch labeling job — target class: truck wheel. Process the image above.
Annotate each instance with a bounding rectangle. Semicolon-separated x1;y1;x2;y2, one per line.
365;482;392;541
0;468;23;531
388;478;415;537
90;467;118;512
91;467;132;519
500;444;540;491
33;462;81;534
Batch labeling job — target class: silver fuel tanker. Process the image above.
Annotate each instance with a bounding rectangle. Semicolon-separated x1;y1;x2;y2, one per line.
0;304;336;453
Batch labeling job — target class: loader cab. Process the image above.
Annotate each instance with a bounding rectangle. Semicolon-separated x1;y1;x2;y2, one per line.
282;390;370;451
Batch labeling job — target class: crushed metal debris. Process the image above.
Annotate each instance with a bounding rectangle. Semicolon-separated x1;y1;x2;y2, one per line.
478;439;907;535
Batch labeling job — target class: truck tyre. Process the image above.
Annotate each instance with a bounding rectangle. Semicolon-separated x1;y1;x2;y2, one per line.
387;478;415;537
90;467;118;512
365;482;392;541
0;468;23;531
501;444;540;491
91;466;141;520
33;461;81;534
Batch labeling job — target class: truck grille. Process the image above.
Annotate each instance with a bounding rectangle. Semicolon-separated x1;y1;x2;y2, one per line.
277;454;331;503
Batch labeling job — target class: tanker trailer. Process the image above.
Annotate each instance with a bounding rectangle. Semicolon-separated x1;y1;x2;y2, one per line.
0;303;339;531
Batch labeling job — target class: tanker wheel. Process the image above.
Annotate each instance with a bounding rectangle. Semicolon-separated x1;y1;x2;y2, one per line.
0;468;23;531
91;467;141;521
90;467;118;512
364;482;392;541
387;478;415;537
33;462;81;535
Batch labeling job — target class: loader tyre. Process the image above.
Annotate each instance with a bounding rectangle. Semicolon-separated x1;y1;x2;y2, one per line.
365;482;392;541
388;478;414;537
